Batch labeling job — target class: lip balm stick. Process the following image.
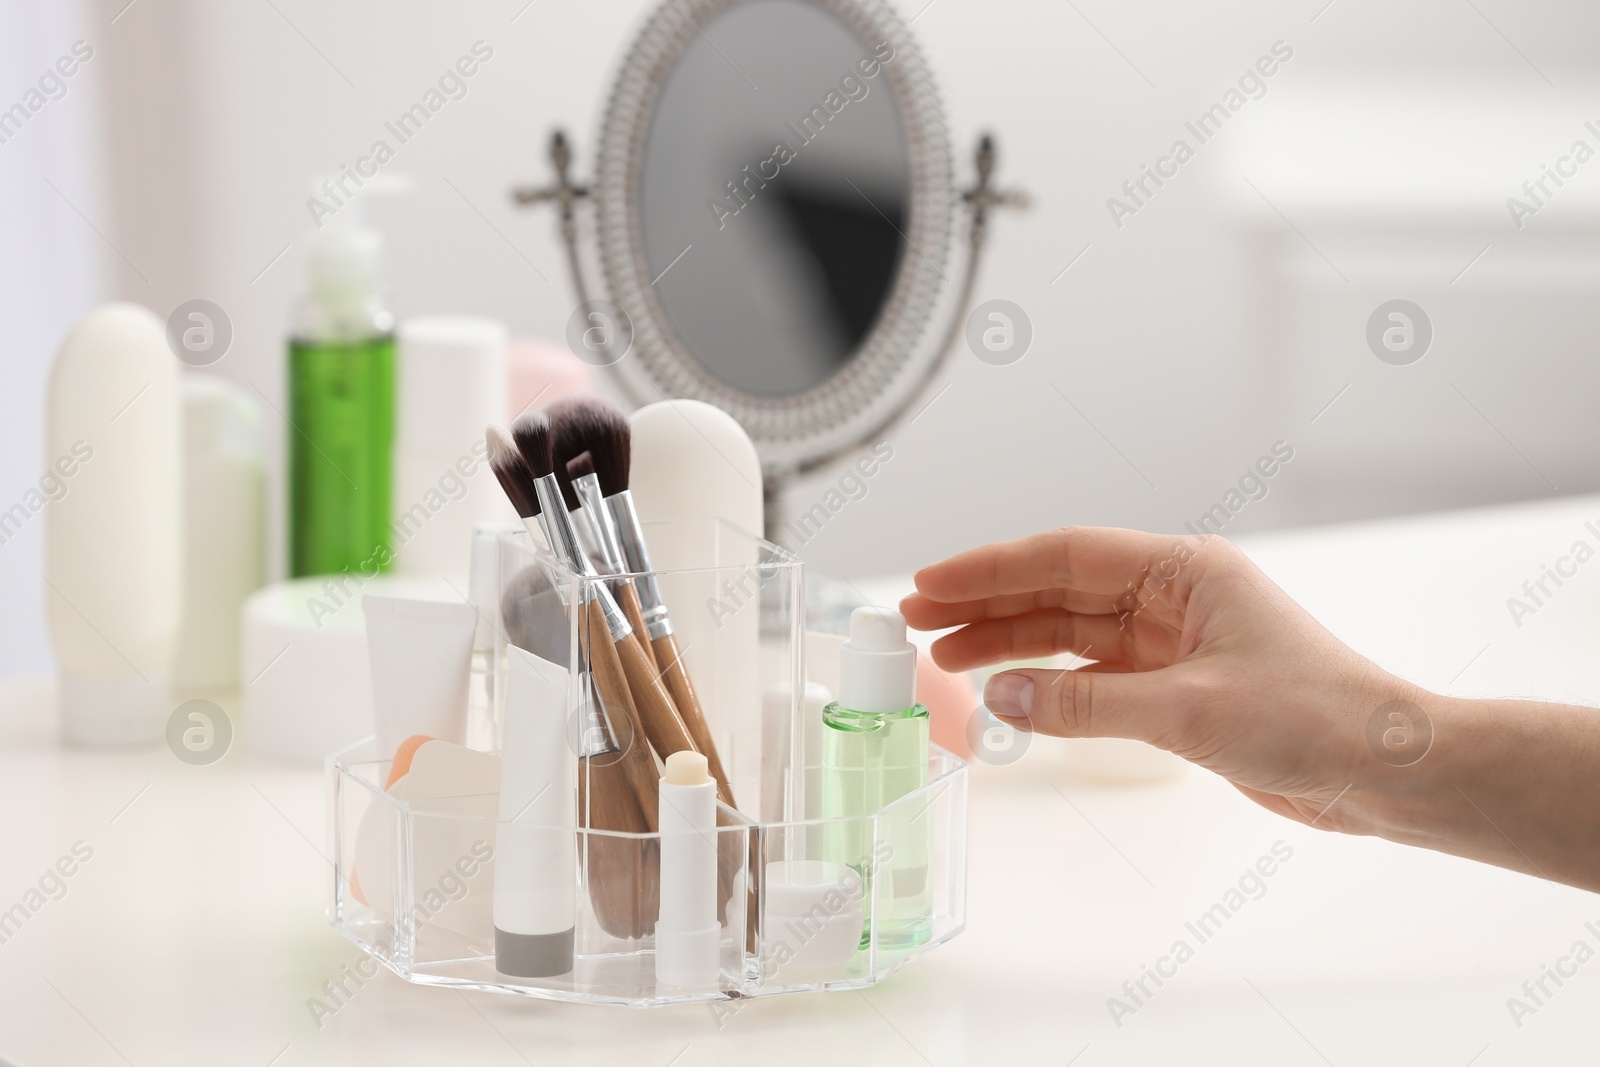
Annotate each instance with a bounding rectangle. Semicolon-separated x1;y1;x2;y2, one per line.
494;645;576;977
656;750;719;990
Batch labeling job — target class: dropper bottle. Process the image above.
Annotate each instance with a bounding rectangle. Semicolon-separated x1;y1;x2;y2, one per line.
288;179;399;577
820;607;932;950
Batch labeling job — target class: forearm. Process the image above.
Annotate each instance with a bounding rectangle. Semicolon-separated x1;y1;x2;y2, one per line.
1377;693;1600;892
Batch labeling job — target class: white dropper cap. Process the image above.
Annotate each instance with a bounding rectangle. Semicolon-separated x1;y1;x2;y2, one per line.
837;608;916;714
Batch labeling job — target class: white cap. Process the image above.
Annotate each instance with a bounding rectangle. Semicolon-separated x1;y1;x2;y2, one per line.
837;608;915;714
396;316;507;457
60;670;167;745
654;925;721;989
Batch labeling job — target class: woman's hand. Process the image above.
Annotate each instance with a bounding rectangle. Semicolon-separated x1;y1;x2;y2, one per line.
903;526;1600;891
900;527;1429;839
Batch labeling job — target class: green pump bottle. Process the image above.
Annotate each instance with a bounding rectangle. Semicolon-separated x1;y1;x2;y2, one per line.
287;185;396;578
820;607;932;950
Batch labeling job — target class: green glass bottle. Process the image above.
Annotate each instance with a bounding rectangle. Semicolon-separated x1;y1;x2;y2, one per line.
820;608;932;951
287;200;397;578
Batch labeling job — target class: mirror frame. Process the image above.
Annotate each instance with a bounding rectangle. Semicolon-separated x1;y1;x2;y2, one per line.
593;0;955;473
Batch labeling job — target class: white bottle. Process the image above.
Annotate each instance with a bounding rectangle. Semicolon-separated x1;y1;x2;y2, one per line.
46;303;182;744
629;400;764;803
392;316;509;582
173;375;265;693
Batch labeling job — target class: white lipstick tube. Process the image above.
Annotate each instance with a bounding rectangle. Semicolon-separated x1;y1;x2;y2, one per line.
655;750;720;989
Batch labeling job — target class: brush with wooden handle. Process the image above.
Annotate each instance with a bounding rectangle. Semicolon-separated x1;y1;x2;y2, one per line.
489;426;658;938
521;409;749;933
516;412;714;797
563;452;657;675
546;396;737;811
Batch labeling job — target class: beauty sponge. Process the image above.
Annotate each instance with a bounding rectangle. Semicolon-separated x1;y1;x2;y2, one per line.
352;739;502;940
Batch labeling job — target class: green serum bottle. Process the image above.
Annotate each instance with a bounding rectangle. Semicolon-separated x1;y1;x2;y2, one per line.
820;607;931;950
287;193;396;578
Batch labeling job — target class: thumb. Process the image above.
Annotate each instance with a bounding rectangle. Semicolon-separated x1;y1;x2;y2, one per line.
984;666;1172;743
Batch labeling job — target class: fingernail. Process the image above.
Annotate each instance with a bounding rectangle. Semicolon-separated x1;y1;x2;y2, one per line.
985;673;1034;723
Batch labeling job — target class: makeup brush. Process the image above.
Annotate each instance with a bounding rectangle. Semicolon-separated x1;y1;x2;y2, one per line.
487;426;540;530
490;425;659;938
548;396;736;810
512;411;705;784
493;422;661;824
562;450;657;673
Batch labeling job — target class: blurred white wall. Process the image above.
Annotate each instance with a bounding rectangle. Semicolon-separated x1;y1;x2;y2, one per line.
0;0;108;675
5;0;1600;675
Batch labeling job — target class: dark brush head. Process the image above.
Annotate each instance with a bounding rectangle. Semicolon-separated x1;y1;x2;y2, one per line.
550;451;597;513
487;426;541;519
510;410;555;480
547;395;631;496
567;451;596;483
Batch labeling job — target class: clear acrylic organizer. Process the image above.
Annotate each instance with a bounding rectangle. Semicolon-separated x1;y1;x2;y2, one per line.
327;518;968;1006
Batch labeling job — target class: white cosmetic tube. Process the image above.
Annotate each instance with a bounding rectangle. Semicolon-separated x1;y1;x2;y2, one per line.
494;645;576;977
47;304;181;744
362;595;476;758
656;750;720;989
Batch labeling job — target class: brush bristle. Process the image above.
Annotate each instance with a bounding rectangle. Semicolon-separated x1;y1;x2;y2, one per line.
511;410;555;479
567;451;596;482
548;395;631;496
487;426;541;519
557;451;598;513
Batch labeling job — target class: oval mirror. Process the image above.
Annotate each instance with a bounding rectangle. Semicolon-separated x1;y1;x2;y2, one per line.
593;0;955;472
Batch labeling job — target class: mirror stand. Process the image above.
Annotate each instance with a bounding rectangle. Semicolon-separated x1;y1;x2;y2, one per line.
513;129;1027;541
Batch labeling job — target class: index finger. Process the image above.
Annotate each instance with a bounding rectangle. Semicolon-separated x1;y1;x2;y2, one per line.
912;526;1199;603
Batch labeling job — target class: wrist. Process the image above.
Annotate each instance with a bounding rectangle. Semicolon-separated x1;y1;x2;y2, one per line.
1361;689;1600;889
1356;686;1461;851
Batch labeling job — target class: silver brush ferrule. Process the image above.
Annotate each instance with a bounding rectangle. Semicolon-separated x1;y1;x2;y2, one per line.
604;490;673;640
573;474;627;573
571;505;609;573
533;475;632;641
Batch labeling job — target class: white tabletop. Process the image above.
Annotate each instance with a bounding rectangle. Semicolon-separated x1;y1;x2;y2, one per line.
3;497;1599;1066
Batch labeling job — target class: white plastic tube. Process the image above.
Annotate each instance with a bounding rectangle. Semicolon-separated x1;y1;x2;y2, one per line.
493;644;575;977
46;303;181;744
362;594;476;758
656;750;719;989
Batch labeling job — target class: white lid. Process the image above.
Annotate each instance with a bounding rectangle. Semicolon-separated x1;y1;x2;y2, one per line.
396;316;507;456
761;860;864;980
60;670;167;746
654;925;720;989
836;608;915;714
